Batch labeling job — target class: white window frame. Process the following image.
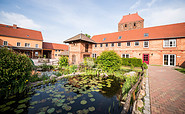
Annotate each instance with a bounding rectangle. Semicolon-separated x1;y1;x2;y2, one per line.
121;54;130;58
35;44;39;48
117;42;121;47
35;52;38;56
17;42;21;47
135;41;139;46
3;41;8;46
127;42;131;46
111;43;114;47
163;39;176;47
25;43;30;47
92;53;96;58
143;41;149;48
163;54;176;66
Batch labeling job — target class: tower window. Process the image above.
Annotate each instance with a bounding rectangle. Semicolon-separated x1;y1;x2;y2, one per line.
125;24;127;27
134;23;136;26
144;33;149;37
103;38;106;41
118;36;122;39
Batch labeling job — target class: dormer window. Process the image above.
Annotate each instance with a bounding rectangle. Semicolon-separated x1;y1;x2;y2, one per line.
27;35;29;37
118;36;122;39
125;24;127;27
103;38;106;41
144;33;149;37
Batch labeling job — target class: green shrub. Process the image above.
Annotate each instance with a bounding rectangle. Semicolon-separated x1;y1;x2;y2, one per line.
59;56;68;67
38;63;53;71
97;50;121;71
142;62;148;69
122;58;142;67
69;65;77;73
83;57;95;68
0;48;33;98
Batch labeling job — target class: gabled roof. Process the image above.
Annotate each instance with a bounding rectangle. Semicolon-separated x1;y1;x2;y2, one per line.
91;22;185;43
119;13;144;24
64;33;96;43
43;42;68;50
0;24;43;41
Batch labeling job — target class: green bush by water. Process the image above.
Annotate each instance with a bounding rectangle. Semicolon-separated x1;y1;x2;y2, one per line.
97;50;121;71
121;58;143;67
0;48;33;98
59;56;68;68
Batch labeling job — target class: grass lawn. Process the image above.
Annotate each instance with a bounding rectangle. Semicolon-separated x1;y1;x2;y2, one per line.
175;68;185;74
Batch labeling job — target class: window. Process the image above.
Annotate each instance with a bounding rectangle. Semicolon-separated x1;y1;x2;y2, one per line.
163;39;176;47
143;41;149;48
144;33;149;37
95;44;97;47
85;44;89;52
105;43;108;47
25;43;30;47
17;42;21;46
135;41;139;46
134;22;136;26
55;50;57;52
55;54;57;56
100;44;103;47
127;42;131;46
122;54;130;58
103;38;106;41
92;53;96;58
111;43;114;47
59;50;60;52
27;35;29;37
118;43;121;47
35;52;38;56
125;24;127;27
118;36;122;39
35;44;39;48
3;41;8;46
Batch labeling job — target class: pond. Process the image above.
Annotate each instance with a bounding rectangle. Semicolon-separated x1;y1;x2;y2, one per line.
0;75;124;114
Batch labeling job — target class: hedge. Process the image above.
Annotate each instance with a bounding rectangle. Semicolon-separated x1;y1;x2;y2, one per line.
121;57;143;67
0;48;33;98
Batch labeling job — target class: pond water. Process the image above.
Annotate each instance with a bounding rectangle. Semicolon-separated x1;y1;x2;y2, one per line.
0;75;124;114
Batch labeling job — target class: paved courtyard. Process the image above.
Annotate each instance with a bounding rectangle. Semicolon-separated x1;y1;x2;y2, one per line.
148;66;185;114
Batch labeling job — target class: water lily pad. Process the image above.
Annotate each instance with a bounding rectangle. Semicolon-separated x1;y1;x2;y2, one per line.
28;106;34;109
8;95;16;99
6;101;16;105
17;104;26;109
90;98;95;102
0;104;6;109
77;94;82;97
56;103;63;107
54;95;61;98
14;109;24;114
47;108;55;113
88;94;93;97
38;112;45;114
56;109;62;113
18;97;31;103
30;101;38;105
64;106;72;111
67;97;73;101
34;93;40;96
88;106;95;112
73;96;77;99
82;109;89;114
39;106;49;112
70;100;75;104
80;100;87;105
76;110;83;114
61;95;65;98
0;106;10;112
67;112;72;114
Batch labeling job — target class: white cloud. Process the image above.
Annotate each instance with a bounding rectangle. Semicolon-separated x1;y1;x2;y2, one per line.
130;0;141;9
147;0;157;7
0;11;41;30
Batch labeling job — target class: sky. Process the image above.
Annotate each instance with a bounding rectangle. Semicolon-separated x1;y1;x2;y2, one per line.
0;0;185;44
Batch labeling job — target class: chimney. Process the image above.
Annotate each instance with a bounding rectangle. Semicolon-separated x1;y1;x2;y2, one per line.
13;24;17;29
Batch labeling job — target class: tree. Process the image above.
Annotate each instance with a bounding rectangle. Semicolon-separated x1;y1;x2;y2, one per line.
85;34;91;38
97;50;121;71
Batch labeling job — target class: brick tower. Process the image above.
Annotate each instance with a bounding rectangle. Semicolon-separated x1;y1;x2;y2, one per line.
118;12;144;32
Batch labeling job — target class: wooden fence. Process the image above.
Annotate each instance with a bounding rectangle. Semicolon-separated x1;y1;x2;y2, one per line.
121;67;145;114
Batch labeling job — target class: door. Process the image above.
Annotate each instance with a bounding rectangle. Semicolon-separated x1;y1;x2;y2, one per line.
163;54;176;66
72;55;76;64
143;54;149;64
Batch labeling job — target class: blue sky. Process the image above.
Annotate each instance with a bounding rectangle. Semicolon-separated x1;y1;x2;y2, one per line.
0;0;185;44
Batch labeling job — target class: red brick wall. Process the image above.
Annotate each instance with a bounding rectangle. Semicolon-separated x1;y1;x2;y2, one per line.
118;20;144;32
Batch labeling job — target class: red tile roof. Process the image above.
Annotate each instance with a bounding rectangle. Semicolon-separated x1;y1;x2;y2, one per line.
119;13;144;24
91;22;185;43
0;24;43;41
43;42;68;50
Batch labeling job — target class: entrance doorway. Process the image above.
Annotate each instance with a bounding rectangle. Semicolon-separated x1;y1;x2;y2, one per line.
163;54;176;66
72;55;76;64
143;54;149;64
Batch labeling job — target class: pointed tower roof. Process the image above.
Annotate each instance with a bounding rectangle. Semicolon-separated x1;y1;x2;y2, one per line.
64;33;96;43
119;13;144;24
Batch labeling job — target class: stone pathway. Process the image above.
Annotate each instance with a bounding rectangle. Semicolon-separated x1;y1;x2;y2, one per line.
148;66;185;114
